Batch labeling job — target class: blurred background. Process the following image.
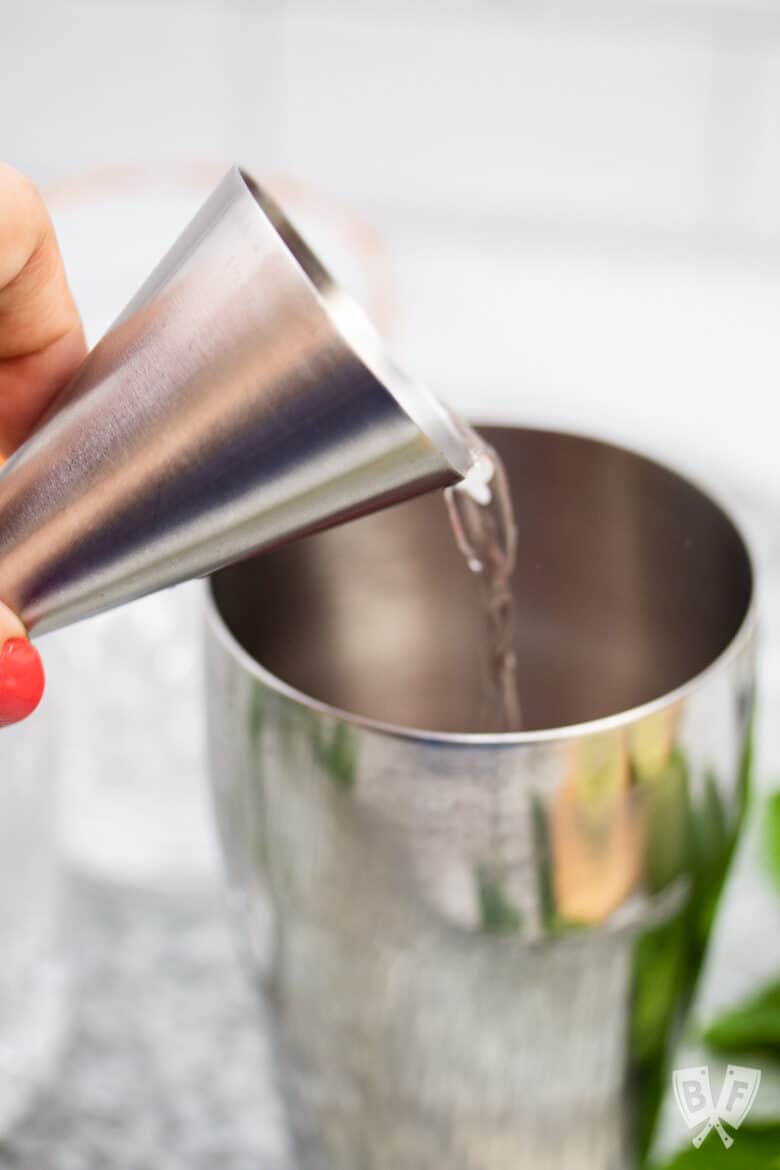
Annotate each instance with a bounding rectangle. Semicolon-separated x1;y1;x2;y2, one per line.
1;1;779;1165
4;0;780;497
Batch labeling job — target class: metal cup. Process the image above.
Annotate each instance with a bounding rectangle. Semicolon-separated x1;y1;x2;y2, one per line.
205;426;755;1170
0;167;471;635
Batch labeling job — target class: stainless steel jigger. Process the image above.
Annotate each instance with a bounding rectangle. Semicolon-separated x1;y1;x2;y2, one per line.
0;168;472;634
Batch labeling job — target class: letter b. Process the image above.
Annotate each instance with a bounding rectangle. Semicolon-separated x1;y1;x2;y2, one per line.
683;1079;706;1114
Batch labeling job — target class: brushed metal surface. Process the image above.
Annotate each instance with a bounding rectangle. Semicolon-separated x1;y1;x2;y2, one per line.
0;168;470;634
206;426;756;1170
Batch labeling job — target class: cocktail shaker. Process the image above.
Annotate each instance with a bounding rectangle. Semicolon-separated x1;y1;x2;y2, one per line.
206;426;756;1170
0;167;472;635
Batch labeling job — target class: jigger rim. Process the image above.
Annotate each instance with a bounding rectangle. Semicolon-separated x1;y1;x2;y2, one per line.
238;168;474;481
205;425;757;748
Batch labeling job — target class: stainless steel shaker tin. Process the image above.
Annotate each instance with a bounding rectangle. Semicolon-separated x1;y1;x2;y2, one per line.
205;426;755;1170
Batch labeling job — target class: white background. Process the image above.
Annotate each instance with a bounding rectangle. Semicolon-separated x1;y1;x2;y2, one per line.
2;0;779;503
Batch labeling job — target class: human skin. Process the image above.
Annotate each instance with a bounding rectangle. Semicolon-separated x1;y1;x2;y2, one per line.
0;163;86;723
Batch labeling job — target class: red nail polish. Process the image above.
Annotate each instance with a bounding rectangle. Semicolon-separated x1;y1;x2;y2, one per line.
0;638;45;726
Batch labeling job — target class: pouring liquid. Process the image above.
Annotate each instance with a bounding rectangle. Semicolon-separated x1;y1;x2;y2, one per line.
445;440;522;732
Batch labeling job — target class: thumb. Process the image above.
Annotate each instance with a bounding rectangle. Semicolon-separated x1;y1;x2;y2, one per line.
0;163;86;456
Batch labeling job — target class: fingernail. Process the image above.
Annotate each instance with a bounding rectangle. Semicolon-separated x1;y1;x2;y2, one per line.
0;638;45;726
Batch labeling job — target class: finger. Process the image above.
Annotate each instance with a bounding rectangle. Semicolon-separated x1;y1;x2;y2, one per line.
0;163;86;455
0;600;24;643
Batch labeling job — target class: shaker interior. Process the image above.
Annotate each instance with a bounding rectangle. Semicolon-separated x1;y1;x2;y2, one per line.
211;426;753;733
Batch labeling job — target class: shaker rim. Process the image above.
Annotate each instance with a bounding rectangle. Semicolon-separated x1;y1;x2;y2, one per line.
204;422;757;747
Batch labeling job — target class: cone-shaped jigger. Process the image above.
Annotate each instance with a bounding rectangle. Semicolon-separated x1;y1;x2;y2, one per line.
0;168;473;634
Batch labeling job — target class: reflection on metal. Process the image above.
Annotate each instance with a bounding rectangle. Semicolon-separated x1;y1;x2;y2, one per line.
0;168;470;634
207;426;756;1170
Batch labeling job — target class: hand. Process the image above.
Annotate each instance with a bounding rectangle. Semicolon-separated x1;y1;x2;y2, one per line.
0;164;86;725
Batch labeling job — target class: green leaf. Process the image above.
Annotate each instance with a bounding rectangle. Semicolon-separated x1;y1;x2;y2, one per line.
631;734;754;1162
642;751;691;895
631;917;688;1158
703;979;780;1055
476;867;522;933
688;770;737;957
313;722;358;790
530;794;556;929
739;715;755;814
651;1124;780;1170
632;920;687;1065
766;791;780;893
